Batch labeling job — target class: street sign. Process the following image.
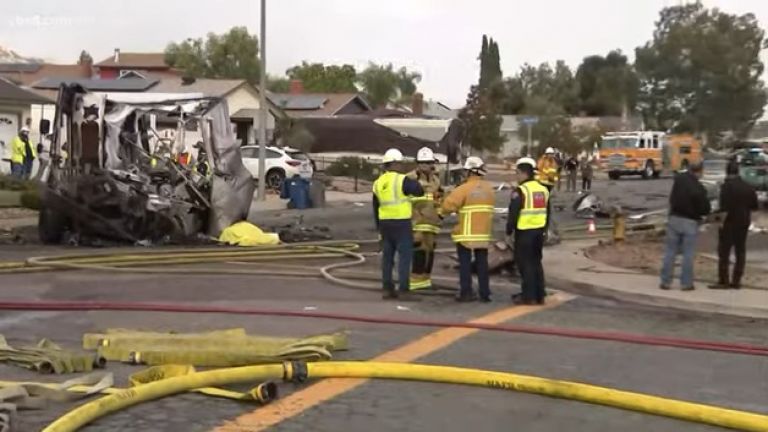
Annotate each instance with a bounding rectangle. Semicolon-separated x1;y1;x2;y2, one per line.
520;116;539;125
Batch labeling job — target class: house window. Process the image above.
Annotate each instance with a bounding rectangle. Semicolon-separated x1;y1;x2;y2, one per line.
118;70;147;80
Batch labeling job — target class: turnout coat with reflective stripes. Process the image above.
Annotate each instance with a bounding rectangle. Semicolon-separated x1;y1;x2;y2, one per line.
407;170;442;234
440;176;495;249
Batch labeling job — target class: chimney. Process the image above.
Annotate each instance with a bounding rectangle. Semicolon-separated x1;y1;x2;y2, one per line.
113;48;120;63
289;79;304;95
411;92;424;116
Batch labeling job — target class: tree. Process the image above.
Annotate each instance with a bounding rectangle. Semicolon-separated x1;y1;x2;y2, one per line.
286;62;358;93
77;50;93;65
165;26;260;84
357;63;421;108
501;61;578;115
575;50;639;116
635;2;767;142
267;76;290;93
460;35;505;153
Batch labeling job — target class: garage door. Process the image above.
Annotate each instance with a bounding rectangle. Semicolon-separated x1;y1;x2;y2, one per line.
0;113;18;175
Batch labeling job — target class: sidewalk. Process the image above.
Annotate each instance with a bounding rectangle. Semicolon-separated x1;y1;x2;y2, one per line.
545;240;768;319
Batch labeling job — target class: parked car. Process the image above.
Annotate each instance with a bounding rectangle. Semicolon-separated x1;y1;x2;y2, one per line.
240;146;313;189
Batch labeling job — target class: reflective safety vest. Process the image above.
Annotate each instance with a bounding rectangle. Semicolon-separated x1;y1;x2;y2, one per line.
10;136;36;164
409;171;442;234
517;180;550;230
373;171;412;220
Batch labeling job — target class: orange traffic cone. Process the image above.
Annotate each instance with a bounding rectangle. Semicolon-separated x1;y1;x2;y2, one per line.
588;219;596;234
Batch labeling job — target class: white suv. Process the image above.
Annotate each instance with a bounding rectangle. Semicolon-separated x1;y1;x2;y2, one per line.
240;146;313;189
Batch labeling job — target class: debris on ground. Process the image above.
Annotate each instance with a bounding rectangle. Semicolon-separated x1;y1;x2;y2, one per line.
272;216;333;243
38;85;254;246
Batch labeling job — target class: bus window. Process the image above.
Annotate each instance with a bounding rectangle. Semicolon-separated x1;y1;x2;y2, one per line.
639;138;646;148
652;136;659;148
680;146;691;155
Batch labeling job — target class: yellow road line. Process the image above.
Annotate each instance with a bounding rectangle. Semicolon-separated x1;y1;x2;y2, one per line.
214;294;570;432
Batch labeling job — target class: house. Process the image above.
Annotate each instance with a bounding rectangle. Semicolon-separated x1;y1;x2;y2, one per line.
269;80;372;118
149;77;282;145
0;78;52;174
94;49;181;80
500;115;527;157
0;63;92;86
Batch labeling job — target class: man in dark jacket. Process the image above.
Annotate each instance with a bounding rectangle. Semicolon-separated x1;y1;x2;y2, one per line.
660;163;711;291
710;161;758;289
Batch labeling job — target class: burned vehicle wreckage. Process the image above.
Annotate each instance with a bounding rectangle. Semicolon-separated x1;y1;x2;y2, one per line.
38;84;254;244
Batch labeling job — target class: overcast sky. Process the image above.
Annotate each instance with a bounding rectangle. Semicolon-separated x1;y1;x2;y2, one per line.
2;0;767;107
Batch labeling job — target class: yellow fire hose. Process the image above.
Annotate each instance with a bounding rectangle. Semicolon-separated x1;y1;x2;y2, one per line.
42;361;768;432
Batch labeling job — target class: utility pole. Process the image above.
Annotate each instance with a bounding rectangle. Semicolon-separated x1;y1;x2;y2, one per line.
256;0;268;201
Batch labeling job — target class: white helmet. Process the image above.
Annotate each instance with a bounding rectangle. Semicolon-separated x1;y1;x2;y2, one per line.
515;157;537;170
416;147;436;163
20;126;30;133
544;147;555;155
463;156;486;174
382;148;404;164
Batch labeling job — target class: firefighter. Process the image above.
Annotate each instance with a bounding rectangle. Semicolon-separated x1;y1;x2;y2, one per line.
10;126;36;179
536;147;559;191
507;157;550;305
373;148;424;300
407;147;443;290
440;156;495;302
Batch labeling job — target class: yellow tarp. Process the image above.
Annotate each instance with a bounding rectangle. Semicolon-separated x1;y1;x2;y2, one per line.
218;222;280;246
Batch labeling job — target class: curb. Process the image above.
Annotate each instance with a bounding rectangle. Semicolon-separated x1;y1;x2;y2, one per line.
548;275;768;320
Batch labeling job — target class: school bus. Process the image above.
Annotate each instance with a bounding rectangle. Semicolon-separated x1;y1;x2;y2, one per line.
599;131;703;180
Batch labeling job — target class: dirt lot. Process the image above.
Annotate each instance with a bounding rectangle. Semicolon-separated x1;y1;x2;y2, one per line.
586;227;768;289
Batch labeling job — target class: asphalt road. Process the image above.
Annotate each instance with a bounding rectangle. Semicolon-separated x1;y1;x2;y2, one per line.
2;176;767;431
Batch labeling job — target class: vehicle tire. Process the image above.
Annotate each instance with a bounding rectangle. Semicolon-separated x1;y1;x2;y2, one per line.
608;171;620;180
38;205;67;244
642;161;655;179
266;168;285;190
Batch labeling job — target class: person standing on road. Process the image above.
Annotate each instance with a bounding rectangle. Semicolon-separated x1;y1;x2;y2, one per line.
710;161;758;290
440;157;495;303
507;157;550;305
10;127;36;179
660;163;711;291
565;154;578;192
373;148;424;300
536;147;559;192
407;147;443;291
581;157;594;191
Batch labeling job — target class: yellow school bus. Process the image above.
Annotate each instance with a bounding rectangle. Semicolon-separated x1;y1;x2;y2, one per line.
599;132;703;180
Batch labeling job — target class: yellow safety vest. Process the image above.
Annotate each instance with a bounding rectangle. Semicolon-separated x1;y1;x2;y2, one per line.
373;171;412;220
517;180;549;230
10;136;36;164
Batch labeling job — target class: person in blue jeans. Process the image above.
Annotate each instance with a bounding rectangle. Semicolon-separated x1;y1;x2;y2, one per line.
372;149;424;300
660;163;711;291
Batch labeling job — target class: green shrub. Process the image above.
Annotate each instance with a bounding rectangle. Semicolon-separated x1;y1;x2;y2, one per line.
325;157;379;181
19;189;41;210
0;175;37;191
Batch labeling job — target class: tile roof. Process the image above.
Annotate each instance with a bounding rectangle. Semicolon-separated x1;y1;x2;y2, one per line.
148;77;246;97
95;52;168;68
269;93;370;117
0;77;52;103
0;63;92;86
